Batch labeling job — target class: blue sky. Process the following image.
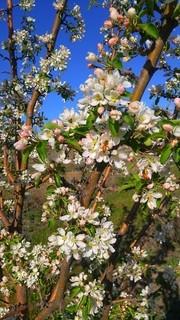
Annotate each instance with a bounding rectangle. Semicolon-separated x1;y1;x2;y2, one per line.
0;0;179;120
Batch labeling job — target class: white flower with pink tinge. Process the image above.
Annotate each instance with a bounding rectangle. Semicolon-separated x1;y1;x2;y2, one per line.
133;191;162;210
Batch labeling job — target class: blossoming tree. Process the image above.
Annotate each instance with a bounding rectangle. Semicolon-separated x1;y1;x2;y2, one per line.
0;0;179;319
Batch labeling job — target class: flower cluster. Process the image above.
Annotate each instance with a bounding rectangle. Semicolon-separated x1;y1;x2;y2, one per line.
70;5;85;42
40;46;70;73
48;218;116;261
78;69;131;111
68;272;105;318
19;0;35;11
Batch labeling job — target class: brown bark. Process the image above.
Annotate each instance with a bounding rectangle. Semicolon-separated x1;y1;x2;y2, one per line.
35;259;71;320
0;209;11;229
81;162;106;208
6;0;17;78
131;4;178;102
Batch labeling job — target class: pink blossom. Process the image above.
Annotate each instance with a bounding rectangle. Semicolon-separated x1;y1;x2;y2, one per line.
104;20;113;29
56;135;65;143
162;124;173;132
174;97;180;110
94;68;105;79
14;139;28;151
123;17;130;27
108;36;119;47
97;106;105;115
109;7;120;21
19;124;32;138
116;84;125;95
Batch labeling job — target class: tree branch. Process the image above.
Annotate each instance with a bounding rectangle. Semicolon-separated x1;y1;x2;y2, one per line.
25;0;68;127
35;259;71;320
131;3;178;102
6;0;17;78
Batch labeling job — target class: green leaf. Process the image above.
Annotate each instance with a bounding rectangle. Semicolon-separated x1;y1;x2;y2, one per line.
122;114;134;128
65;138;82;152
144;137;153;146
146;0;155;15
160;144;172;164
165;0;176;4
119;182;136;192
36;141;48;163
44;122;60;130
173;3;180;17
22;144;34;164
86;109;98;129
111;57;122;70
48;218;56;229
46;185;56;195
173;147;180;165
108;118;119;136
73;125;89;136
34;175;41;188
54;173;62;187
139;23;159;39
71;287;81;298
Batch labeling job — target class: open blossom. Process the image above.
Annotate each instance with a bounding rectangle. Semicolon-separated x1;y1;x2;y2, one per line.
81;131;120;164
70;273;105;316
78;69;131;110
84;220;116;261
133;191;162;210
40;46;70;73
48;229;86;260
137;158;163;180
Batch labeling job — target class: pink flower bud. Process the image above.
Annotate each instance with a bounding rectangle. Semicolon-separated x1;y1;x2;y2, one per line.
97;43;103;52
87;63;94;68
104;20;113;28
163;182;171;190
108;36;119;47
98;106;105;115
94;68;105;79
109;7;120;21
54;128;61;136
123;17;130;27
109;109;122;120
128;101;141;114
147;183;154;190
174;97;180;110
127;7;136;18
171;139;178;147
117;14;124;23
14;139;28;151
116;84;125;95
162;124;173;133
57;135;65;143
